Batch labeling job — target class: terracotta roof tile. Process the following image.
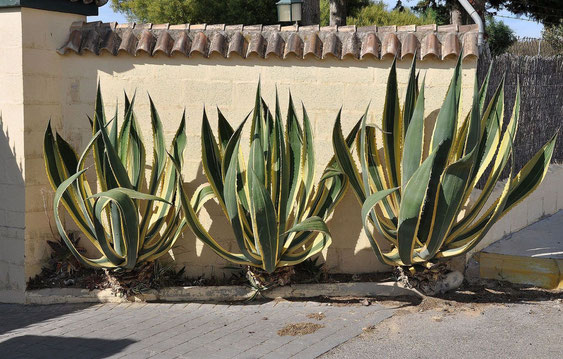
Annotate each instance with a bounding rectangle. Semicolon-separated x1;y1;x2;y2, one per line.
58;21;480;61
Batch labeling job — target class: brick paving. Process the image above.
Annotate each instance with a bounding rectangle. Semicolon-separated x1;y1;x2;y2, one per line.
0;301;393;359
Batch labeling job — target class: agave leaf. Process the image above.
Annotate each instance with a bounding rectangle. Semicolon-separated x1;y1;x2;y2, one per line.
382;58;402;190
401;77;426;188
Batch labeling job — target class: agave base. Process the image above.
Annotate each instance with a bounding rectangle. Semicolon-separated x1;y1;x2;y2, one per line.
395;263;464;296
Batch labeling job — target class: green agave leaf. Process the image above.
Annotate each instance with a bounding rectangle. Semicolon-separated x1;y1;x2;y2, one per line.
382;58;401;190
401;77;425;188
397;142;444;265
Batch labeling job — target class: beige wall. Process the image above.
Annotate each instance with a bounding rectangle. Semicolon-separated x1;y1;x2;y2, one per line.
50;39;478;278
0;8;26;302
10;7;559;296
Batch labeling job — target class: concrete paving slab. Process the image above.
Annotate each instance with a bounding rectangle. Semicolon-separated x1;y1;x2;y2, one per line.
0;301;393;359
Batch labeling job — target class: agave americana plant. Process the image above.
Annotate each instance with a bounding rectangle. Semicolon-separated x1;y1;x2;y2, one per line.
333;56;558;267
173;84;360;273
44;86;187;269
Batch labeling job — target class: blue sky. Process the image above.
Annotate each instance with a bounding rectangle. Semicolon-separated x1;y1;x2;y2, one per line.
89;1;543;38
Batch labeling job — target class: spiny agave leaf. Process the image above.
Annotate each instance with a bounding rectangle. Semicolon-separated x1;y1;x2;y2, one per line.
397;142;444;265
503;132;558;213
361;187;401;266
217;107;234;153
403;54;418;136
90;188;171;204
382;58;402;189
301;104;315;200
202;108;225;205
52;169;116;268
148;95;166;183
401;77;426;188
118;91;136;159
333;110;365;202
285;92;304;218
93;191;139;269
430;53;462;154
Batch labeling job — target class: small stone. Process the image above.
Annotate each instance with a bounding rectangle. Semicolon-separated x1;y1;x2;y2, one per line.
361;299;370;306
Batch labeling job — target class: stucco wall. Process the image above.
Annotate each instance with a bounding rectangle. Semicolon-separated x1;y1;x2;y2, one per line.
46;38;479;278
2;8;560;296
0;8;26;302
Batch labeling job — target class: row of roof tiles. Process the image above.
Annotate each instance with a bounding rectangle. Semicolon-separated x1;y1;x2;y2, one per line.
58;21;480;61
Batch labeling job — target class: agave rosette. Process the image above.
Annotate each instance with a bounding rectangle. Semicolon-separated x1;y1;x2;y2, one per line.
174;84;360;273
44;86;187;269
333;56;558;267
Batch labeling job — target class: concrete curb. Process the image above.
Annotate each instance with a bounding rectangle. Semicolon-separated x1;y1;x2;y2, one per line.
24;282;419;305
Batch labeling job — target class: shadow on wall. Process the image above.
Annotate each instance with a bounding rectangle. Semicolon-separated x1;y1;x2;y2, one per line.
0;113;25;293
0;335;135;358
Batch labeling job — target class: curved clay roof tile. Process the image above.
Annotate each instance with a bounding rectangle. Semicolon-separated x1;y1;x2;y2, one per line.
99;30;120;55
153;31;174;56
190;32;208;57
265;32;285;59
58;29;83;55
341;33;360;59
171;32;191;56
227;32;247;58
118;30;138;55
209;32;227;57
284;33;304;59
81;29;100;54
303;33;322;59
442;33;460;59
401;33;419;59
135;30;156;56
247;33;266;58
322;32;341;59
360;32;379;59
381;32;400;59
462;32;479;59
421;33;441;60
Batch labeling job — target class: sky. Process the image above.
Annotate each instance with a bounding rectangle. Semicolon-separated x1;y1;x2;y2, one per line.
89;1;544;38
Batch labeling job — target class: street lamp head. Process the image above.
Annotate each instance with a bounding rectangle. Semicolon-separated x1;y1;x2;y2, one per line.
276;0;303;23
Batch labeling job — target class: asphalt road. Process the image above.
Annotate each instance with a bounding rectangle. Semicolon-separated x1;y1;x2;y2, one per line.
321;298;563;359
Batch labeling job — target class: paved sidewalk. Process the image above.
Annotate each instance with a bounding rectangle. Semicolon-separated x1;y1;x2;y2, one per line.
321;299;563;359
0;301;393;359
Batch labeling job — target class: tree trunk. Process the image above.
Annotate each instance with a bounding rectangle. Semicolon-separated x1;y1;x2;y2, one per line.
450;1;462;26
302;0;320;26
330;0;346;26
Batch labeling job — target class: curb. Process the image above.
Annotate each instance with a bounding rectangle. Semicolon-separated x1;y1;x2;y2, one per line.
480;252;563;290
24;282;420;305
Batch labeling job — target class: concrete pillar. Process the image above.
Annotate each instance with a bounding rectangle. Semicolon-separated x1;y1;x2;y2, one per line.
0;3;92;303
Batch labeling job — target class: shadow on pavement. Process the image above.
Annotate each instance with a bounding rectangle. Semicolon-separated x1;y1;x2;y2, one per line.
0;304;93;336
0;335;136;358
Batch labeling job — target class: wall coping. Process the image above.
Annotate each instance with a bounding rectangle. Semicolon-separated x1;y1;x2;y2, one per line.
58;21;480;61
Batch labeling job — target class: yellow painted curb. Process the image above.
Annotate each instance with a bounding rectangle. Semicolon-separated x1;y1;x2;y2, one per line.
480;252;563;290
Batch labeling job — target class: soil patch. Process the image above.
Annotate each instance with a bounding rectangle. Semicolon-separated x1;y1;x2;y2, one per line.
278;322;325;336
307;312;326;321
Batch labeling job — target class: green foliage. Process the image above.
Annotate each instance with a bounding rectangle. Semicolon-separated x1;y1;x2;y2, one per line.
321;0;435;26
174;85;358;273
347;1;436;27
111;0;278;25
333;56;558;267
44;86;187;269
486;16;517;56
542;21;563;53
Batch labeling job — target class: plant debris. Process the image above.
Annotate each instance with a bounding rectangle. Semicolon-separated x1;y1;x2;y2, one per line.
277;322;325;336
306;312;326;321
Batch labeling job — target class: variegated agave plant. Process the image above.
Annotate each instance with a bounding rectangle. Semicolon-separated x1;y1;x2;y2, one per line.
333;56;558;267
173;84;359;273
44;86;187;269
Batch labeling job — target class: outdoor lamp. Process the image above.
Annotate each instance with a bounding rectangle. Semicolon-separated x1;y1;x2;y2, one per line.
276;0;303;23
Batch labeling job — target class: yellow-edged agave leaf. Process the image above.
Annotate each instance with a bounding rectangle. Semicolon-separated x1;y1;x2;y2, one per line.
176;83;355;273
44;84;187;269
334;56;559;268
